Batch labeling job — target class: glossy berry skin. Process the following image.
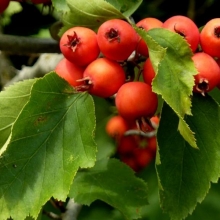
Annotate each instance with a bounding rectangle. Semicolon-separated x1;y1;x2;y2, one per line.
55;58;85;88
136;17;163;57
215;58;220;89
162;15;200;52
115;81;158;121
146;136;157;156
106;115;129;140
97;19;139;61
192;52;220;94
142;57;156;85
117;135;138;155
0;0;10;14
200;18;220;58
82;58;126;98
60;26;100;67
133;147;153;169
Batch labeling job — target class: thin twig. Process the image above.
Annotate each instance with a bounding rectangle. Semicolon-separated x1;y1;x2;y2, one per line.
0;34;60;54
124;129;157;138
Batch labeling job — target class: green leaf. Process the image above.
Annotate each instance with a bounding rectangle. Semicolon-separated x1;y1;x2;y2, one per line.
0;72;97;220
178;117;197;149
0;79;37;150
186;181;220;220
52;0;69;12
156;94;220;220
69;158;148;220
138;27;197;117
106;0;143;17
60;0;126;34
93;96;116;160
135;27;198;148
209;87;220;105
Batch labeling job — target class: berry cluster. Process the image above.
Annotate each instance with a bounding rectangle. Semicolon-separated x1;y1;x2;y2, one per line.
56;15;220;171
106;115;159;172
56;18;161;171
0;0;52;14
142;15;220;95
57;18;159;117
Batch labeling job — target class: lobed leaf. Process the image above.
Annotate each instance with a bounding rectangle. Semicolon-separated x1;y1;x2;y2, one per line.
106;0;143;18
0;72;97;220
156;94;220;220
69;158;148;220
60;0;126;34
135;27;198;148
93;96;116;160
0;79;37;150
52;0;69;12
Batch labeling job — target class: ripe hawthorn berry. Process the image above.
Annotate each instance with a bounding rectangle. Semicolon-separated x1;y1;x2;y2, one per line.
0;0;10;14
54;58;85;88
60;26;100;67
136;17;163;57
80;57;126;98
162;15;200;52
146;135;157;156
115;81;158;122
192;52;220;95
105;115;129;140
200;18;220;58
97;19;139;61
117;135;138;155
133;147;153;169
215;58;220;89
142;57;156;86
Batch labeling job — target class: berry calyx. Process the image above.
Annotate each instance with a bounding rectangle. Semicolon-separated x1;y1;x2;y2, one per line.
192;52;220;95
63;31;80;52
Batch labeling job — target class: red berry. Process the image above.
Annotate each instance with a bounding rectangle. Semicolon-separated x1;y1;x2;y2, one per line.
136;17;163;57
60;26;100;66
192;52;220;95
146;136;157;156
142;57;156;85
0;0;10;14
133;147;153;169
82;58;126;98
117;135;138;155
105;115;129;140
215;58;220;89
162;15;200;52
97;19;139;61
54;58;85;88
200;18;220;58
115;81;158;121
